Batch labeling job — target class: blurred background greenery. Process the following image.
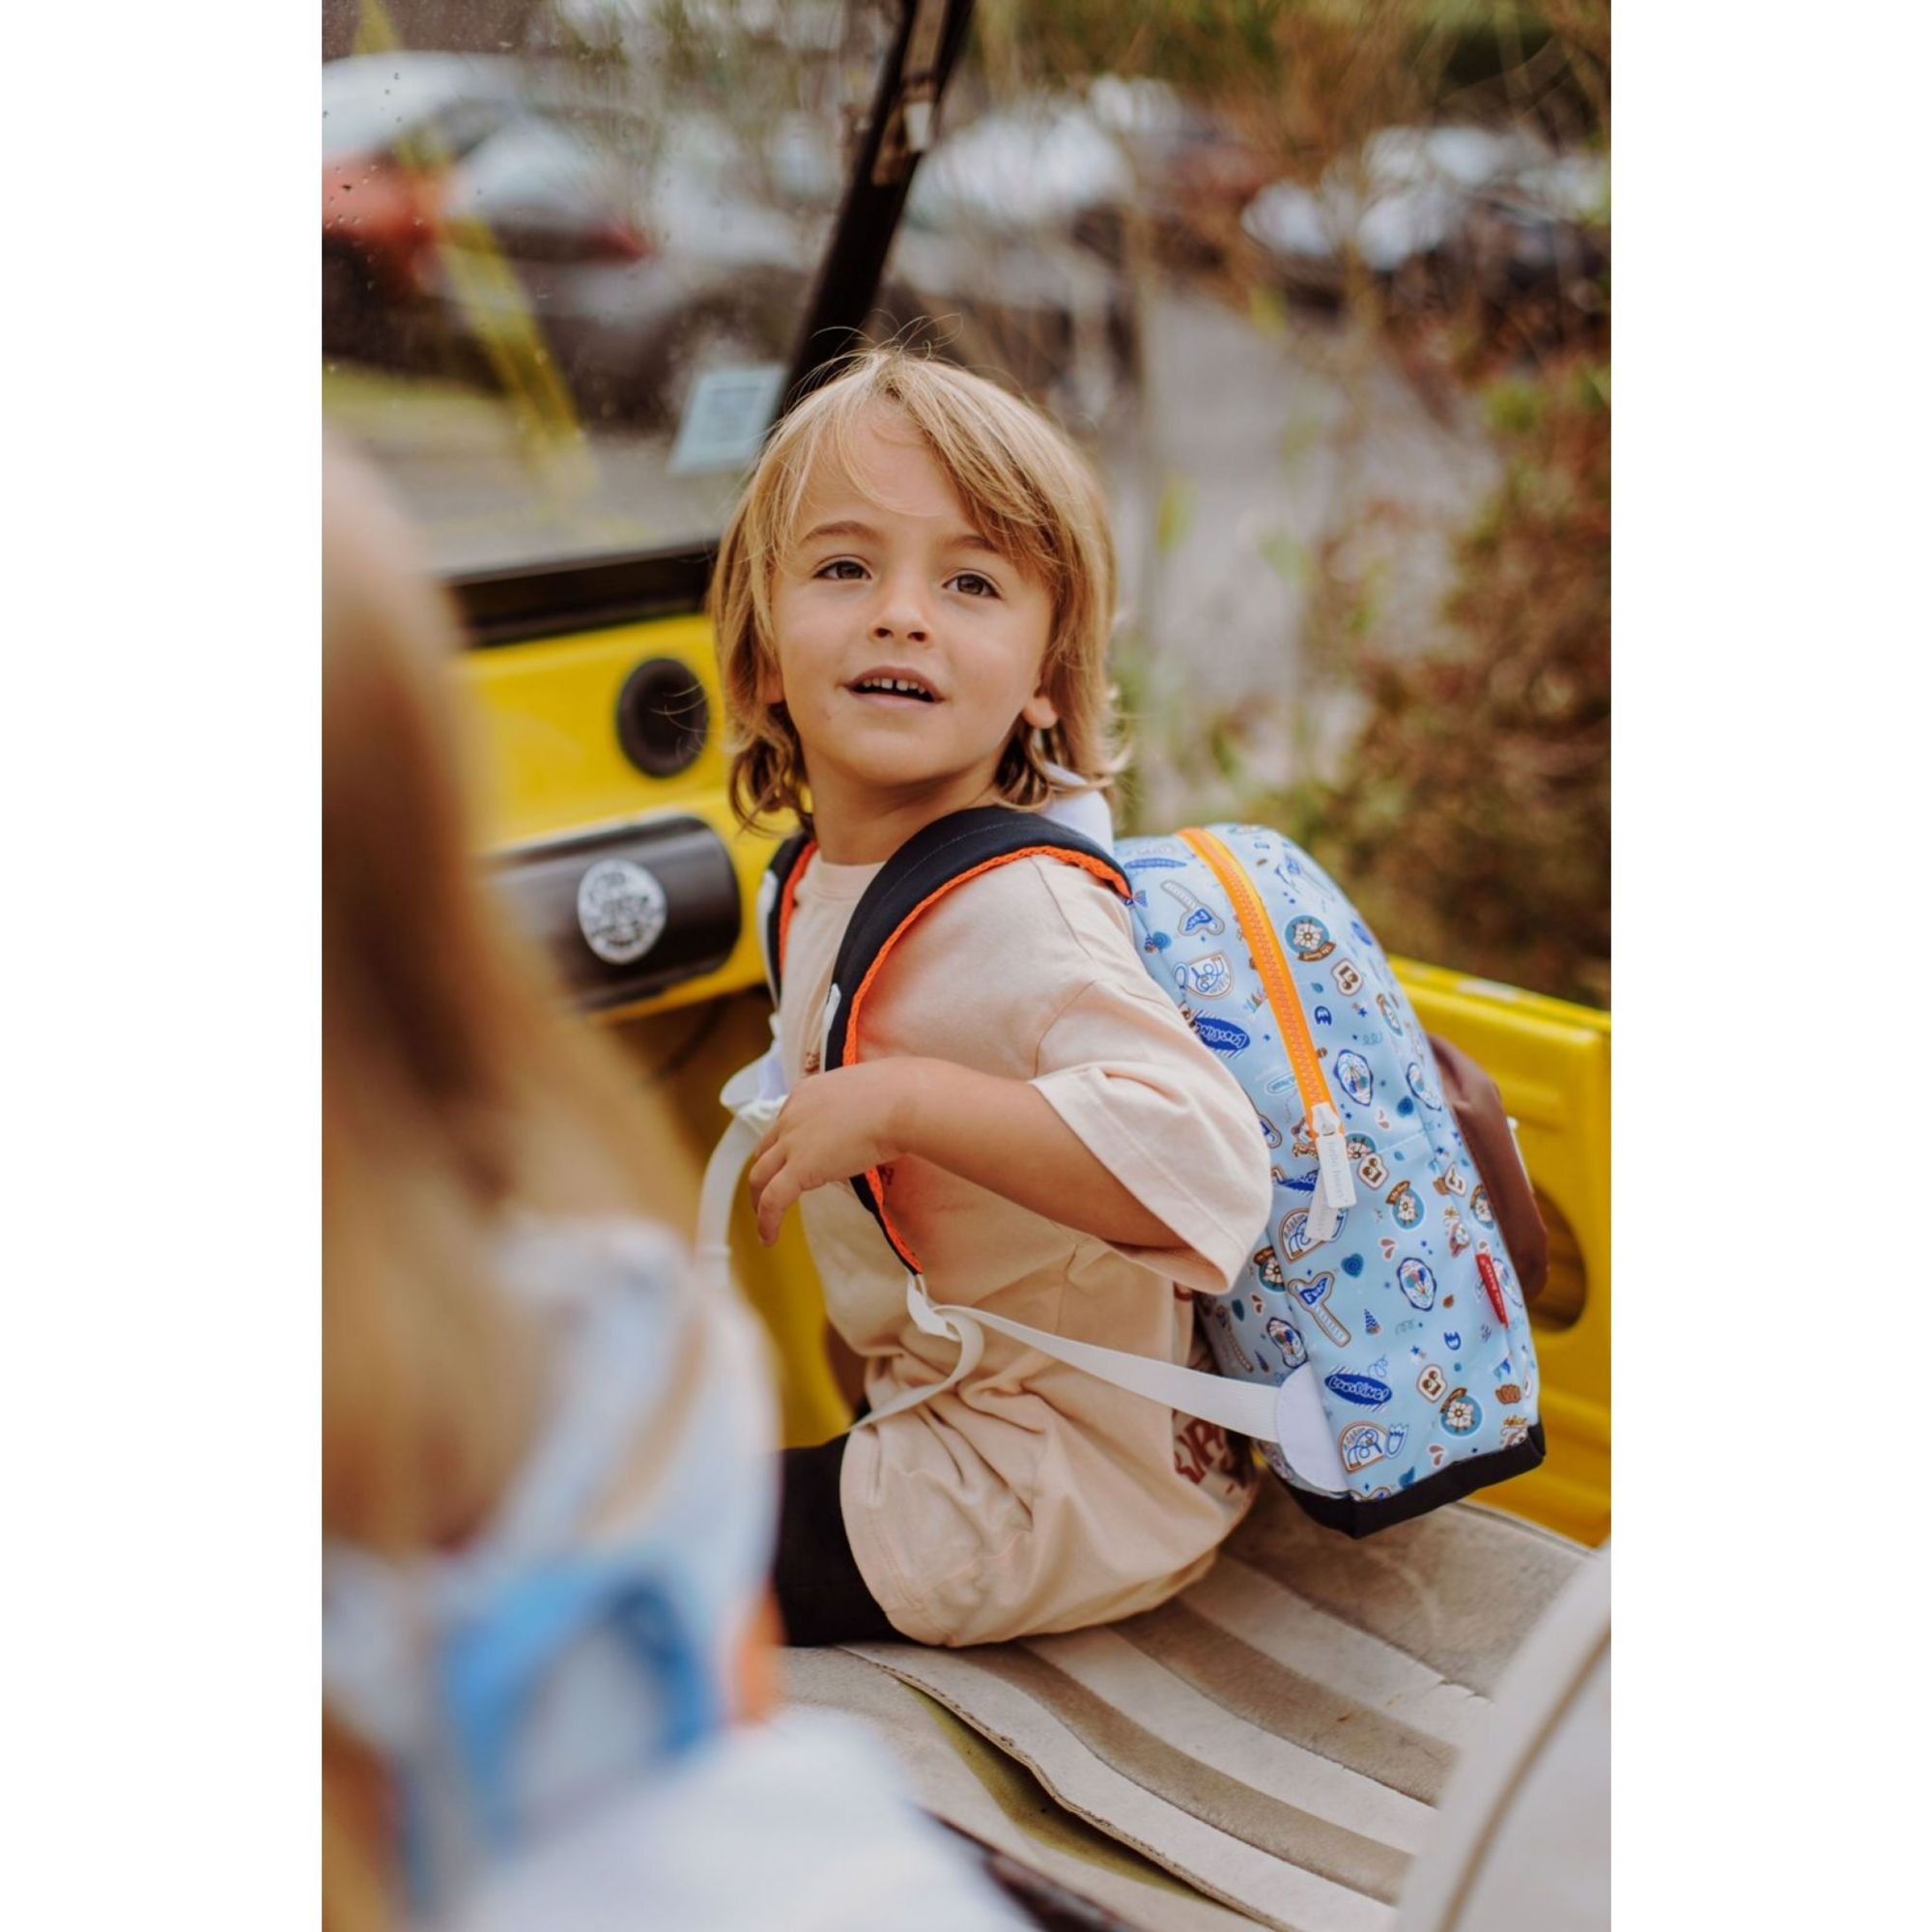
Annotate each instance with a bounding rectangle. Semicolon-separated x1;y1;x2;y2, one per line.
324;0;1608;1005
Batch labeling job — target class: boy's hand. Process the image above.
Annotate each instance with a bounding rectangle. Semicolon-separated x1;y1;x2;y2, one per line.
747;1060;931;1247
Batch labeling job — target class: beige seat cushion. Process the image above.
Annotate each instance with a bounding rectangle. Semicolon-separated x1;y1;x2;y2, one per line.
783;1484;1589;1932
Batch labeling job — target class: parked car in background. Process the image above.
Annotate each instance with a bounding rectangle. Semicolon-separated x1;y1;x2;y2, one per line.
1461;148;1609;320
1083;74;1276;271
424;94;823;426
889;94;1136;424
323;50;1143;434
1241;123;1606;326
889;77;1271;416
324;53;819;425
323;55;526;356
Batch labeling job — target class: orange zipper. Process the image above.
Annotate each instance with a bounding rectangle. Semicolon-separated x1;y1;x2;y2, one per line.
1179;829;1356;1229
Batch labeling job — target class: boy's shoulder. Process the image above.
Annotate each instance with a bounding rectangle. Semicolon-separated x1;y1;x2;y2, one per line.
910;846;1137;967
870;846;1195;1053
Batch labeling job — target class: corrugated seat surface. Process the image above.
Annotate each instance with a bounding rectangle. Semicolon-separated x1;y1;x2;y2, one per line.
784;1484;1590;1932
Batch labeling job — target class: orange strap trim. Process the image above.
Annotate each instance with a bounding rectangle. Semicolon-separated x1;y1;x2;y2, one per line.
865;1167;920;1277
843;845;1131;1276
776;838;818;980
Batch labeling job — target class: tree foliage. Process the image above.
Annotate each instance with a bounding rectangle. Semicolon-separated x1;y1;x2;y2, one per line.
1280;355;1609;1006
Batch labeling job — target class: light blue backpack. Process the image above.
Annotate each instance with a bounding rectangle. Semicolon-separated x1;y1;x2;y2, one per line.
730;808;1544;1537
1116;822;1544;1534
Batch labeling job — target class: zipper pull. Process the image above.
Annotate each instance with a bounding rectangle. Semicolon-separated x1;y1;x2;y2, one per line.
1313;1103;1356;1208
1306;1103;1356;1240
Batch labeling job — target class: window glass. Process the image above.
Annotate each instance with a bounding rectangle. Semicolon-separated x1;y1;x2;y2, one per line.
322;0;899;576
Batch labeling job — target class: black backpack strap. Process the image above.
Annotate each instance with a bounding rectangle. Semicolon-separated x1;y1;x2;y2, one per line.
819;807;1131;1275
758;829;818;1004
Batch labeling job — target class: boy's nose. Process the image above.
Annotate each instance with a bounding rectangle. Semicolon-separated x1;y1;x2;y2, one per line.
870;575;931;641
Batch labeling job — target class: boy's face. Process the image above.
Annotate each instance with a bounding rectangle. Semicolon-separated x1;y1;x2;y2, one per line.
765;410;1058;850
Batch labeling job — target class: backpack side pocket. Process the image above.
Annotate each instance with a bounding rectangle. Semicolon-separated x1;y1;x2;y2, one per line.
1425;1032;1548;1303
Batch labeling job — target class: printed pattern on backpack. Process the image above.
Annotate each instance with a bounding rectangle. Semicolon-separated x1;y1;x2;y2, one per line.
1119;824;1542;1514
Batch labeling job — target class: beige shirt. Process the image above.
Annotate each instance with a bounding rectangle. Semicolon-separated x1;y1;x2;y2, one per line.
780;845;1274;1646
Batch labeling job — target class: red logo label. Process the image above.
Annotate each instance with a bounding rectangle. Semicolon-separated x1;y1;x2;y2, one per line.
1475;1252;1509;1324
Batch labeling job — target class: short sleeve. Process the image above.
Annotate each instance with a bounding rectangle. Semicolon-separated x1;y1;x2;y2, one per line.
1026;887;1274;1293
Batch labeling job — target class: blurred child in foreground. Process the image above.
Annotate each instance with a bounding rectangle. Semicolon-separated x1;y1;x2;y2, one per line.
321;442;1022;1931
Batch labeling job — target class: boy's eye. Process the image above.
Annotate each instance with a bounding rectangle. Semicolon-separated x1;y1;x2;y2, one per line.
949;571;1000;598
816;558;867;581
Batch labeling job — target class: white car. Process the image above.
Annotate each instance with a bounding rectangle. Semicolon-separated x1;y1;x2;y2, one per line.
1241;123;1602;309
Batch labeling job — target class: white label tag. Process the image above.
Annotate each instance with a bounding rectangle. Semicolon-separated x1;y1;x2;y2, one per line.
816;984;842;1071
668;363;787;476
1316;1128;1356;1208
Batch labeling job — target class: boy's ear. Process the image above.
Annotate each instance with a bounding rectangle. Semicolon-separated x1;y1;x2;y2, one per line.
1021;687;1060;731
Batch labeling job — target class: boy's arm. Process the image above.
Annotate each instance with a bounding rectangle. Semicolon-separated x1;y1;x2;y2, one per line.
748;1057;1179;1251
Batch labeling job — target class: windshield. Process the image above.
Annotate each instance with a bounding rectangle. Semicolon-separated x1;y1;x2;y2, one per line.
322;1;899;577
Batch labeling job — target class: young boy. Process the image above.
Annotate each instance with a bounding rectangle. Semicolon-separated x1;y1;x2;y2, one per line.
710;350;1273;1647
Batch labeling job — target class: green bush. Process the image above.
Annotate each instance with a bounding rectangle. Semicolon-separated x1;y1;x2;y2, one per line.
1275;355;1609;1006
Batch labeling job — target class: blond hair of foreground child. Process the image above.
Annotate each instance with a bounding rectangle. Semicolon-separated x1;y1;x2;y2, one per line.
322;445;726;1929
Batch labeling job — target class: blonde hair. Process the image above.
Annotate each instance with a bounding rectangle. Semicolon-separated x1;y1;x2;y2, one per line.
709;348;1126;831
321;441;697;1931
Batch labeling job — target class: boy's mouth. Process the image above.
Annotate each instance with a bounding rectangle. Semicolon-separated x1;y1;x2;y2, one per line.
846;668;940;704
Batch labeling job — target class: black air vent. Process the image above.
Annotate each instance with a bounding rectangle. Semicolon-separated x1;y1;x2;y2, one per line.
616;657;710;779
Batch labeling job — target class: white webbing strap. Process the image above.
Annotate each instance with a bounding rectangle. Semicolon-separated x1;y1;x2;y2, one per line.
854;1275;1280;1440
696;1050;788;1300
701;1048;1281;1446
850;1275;987;1425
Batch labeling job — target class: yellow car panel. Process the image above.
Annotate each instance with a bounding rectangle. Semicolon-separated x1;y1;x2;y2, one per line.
1393;959;1610;1546
463;617;782;1017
